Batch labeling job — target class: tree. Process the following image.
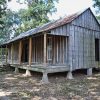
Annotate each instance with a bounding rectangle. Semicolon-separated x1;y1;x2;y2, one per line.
2;10;20;39
15;0;58;36
93;0;100;13
0;0;6;29
0;0;21;43
0;0;7;44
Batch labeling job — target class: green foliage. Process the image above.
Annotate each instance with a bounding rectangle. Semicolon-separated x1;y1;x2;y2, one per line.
0;0;58;43
93;0;100;23
0;0;7;44
0;0;6;29
15;0;58;36
93;0;100;13
0;9;20;43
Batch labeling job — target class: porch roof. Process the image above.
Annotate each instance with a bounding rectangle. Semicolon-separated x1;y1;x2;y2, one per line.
1;8;97;46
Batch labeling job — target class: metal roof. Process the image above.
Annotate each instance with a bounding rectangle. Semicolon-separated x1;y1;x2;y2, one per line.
1;7;99;46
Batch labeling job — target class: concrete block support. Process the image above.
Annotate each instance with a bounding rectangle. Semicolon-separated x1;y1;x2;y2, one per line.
14;67;19;73
25;69;31;76
87;68;92;76
41;72;49;84
67;71;73;79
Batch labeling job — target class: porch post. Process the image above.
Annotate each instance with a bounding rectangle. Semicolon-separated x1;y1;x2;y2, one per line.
1;47;2;65
29;37;32;66
5;45;8;64
41;33;49;84
19;40;22;65
44;33;47;67
11;43;14;64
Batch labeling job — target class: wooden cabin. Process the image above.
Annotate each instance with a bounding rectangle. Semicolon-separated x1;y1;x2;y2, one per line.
0;8;100;83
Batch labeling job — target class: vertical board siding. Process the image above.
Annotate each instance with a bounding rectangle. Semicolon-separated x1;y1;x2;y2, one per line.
8;45;11;64
32;35;44;64
71;9;100;31
47;35;67;65
11;42;19;64
50;24;70;36
69;24;100;70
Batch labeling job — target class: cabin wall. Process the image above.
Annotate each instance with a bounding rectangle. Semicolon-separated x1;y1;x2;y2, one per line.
71;9;100;31
7;42;19;64
47;35;67;65
67;9;100;70
31;35;68;65
32;35;44;64
50;24;70;36
68;24;100;70
13;42;19;64
7;45;11;63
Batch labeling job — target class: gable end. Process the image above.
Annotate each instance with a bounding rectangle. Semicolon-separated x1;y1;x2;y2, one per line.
71;8;100;31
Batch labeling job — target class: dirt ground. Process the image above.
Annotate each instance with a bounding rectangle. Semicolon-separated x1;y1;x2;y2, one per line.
0;67;100;100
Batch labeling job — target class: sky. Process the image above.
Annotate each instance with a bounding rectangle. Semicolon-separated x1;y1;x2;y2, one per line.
7;0;95;20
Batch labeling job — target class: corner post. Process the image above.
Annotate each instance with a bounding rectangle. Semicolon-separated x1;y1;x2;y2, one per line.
11;43;14;64
19;40;22;65
44;33;47;67
29;37;32;66
41;33;49;83
67;66;73;79
6;45;8;64
1;47;3;65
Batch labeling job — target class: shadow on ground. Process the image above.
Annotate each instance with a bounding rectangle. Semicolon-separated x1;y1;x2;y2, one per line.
0;68;100;100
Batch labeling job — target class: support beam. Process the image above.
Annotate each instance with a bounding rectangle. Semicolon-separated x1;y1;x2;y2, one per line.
19;40;22;65
6;45;8;63
87;68;92;76
14;67;19;74
67;66;73;79
67;71;73;79
41;72;49;84
11;43;14;64
44;33;47;67
23;69;31;77
29;37;32;66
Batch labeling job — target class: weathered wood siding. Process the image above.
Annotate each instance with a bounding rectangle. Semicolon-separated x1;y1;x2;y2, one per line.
67;9;100;70
8;42;19;64
8;45;11;63
32;35;44;64
13;42;19;64
50;24;70;36
31;35;68;65
71;9;100;31
47;35;67;65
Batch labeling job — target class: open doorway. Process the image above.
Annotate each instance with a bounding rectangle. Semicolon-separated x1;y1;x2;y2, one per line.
22;41;29;63
95;38;99;61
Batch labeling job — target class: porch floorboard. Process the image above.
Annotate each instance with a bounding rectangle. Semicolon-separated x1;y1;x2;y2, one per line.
10;64;69;73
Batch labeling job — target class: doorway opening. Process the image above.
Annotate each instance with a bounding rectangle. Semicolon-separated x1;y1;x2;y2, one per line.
22;41;29;63
95;38;99;61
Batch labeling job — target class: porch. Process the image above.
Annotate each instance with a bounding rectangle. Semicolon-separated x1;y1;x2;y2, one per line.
0;33;72;83
6;33;69;68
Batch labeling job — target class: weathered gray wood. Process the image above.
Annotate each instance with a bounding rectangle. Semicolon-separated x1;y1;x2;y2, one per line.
29;37;32;66
19;40;22;65
6;45;8;63
11;43;14;64
71;9;100;31
44;33;47;67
